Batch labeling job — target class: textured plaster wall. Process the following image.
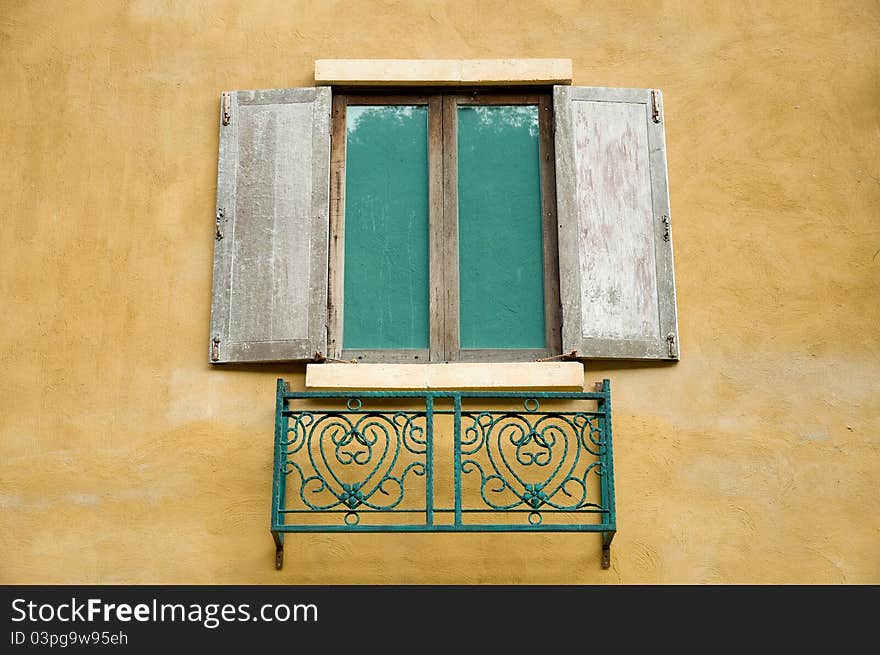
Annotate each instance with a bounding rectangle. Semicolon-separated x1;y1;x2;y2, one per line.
1;0;878;583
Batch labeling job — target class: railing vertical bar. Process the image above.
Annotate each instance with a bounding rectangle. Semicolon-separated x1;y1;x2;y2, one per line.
602;379;616;531
453;394;462;526
271;378;286;532
598;394;608;517
425;394;434;527
278;392;290;529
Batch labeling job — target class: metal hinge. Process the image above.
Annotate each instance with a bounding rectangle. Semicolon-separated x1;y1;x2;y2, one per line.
666;333;677;358
215;208;224;240
651;90;662;124
661;214;670;241
222;92;231;126
211;335;221;362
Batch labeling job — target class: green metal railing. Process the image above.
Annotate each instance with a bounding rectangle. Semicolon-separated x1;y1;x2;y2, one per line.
271;379;617;569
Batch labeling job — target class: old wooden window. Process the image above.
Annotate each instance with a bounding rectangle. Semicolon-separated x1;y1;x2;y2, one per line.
328;91;560;363
209;86;678;364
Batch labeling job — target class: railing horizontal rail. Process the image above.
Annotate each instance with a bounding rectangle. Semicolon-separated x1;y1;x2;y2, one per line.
283;390;607;399
273;525;612;533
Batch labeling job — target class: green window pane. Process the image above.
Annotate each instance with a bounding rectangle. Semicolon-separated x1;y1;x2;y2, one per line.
457;105;546;349
343;105;430;350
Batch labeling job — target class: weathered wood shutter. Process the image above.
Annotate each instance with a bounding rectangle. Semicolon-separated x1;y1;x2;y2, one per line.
553;86;679;360
209;87;331;363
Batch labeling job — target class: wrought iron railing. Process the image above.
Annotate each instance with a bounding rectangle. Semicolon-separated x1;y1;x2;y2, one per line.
271;379;617;569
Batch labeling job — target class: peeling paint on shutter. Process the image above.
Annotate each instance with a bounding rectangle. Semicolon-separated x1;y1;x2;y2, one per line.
554;86;679;360
209;87;331;363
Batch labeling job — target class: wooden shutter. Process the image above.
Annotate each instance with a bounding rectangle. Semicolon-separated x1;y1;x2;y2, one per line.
209;87;331;363
553;86;679;360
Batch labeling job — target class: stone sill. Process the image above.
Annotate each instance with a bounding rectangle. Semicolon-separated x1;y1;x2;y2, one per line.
305;362;584;391
314;58;573;86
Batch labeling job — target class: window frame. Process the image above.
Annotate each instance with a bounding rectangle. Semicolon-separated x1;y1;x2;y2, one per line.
327;88;561;364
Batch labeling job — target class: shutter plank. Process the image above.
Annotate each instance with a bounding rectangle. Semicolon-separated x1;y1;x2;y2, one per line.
554;86;679;360
209;87;331;363
229;101;312;343
575;99;659;341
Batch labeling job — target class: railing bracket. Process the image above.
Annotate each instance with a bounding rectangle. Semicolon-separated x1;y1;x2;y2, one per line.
273;531;284;570
601;530;615;570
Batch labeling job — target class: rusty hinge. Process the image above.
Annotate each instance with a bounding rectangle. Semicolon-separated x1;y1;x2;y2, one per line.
211;335;221;362
215;208;224;240
535;350;577;362
222;92;231;126
314;350;358;364
661;214;670;241
666;333;677;358
651;89;662;124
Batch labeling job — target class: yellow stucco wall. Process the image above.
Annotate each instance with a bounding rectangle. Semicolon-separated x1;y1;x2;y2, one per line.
1;0;878;584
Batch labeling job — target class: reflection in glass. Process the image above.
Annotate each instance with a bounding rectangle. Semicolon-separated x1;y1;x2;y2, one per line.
343;105;430;350
457;105;545;349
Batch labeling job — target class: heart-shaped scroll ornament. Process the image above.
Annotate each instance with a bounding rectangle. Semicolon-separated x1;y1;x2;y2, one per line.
466;412;595;511
299;412;410;512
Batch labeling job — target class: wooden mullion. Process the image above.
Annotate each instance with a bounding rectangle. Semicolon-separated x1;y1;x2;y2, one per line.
428;94;445;362
441;95;461;362
327;93;347;359
539;93;562;356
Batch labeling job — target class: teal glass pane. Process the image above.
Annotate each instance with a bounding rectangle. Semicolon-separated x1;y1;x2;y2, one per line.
457;105;545;349
343;105;430;350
